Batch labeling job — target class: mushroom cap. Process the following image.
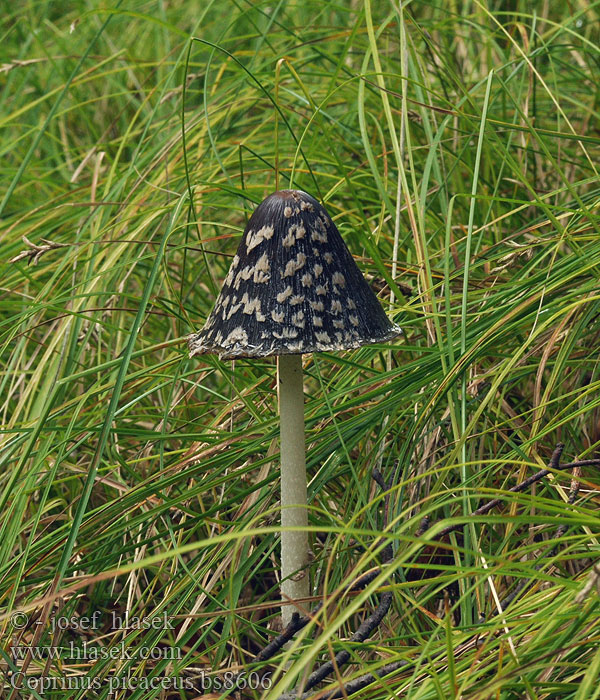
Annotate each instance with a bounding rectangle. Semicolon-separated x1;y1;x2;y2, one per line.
189;189;401;359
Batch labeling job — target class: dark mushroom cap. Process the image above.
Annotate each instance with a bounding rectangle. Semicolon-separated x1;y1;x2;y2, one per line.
189;189;401;359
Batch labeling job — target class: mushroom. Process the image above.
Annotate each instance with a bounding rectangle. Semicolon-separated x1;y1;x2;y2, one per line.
189;189;400;624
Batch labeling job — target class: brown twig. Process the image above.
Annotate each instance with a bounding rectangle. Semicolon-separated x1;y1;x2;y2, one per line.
9;235;69;265
254;612;308;664
253;567;385;666
278;659;409;700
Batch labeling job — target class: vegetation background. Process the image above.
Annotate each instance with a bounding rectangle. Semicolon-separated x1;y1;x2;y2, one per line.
1;0;599;698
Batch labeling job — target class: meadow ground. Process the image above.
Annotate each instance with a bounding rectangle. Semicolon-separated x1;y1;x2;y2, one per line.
1;1;600;698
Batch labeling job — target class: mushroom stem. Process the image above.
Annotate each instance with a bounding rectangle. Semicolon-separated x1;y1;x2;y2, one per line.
277;353;309;626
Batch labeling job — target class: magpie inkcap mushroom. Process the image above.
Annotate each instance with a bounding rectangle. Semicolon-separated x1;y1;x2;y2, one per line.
189;189;400;626
189;189;400;359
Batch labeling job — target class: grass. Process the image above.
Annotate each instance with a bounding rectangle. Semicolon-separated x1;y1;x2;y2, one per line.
1;1;600;698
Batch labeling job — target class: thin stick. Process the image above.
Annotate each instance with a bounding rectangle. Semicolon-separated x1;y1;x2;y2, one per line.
278;659;409;700
278;354;309;626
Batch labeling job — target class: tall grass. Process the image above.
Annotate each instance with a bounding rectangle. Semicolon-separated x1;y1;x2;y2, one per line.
1;1;599;698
